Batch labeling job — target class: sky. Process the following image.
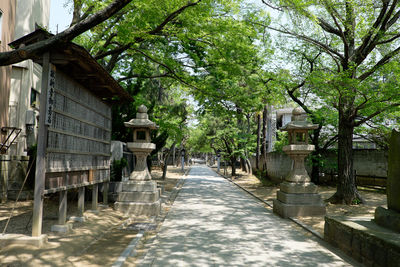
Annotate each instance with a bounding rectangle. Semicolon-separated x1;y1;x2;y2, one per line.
49;0;72;34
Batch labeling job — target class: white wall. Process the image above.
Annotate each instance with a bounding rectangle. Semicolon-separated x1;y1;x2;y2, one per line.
9;0;50;155
14;0;50;39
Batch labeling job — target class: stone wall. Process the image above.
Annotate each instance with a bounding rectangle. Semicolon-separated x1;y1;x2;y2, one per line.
0;155;30;202
324;216;400;266
251;149;388;183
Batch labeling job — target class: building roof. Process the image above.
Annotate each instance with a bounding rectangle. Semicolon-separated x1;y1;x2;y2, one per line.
9;28;133;103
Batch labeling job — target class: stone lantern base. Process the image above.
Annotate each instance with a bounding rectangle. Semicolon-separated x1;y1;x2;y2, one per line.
273;181;326;218
114;180;161;216
114;142;161;216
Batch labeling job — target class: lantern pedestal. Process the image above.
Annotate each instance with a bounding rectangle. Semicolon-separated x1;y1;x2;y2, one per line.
114;105;161;216
126;143;155;181
273;108;325;218
273;144;326;218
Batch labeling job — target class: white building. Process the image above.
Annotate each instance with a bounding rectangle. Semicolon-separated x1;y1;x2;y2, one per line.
8;0;50;155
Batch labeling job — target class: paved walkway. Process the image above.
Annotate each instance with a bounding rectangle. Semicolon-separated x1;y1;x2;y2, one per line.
140;166;355;266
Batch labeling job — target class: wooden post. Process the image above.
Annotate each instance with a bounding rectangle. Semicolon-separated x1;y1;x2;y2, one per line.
58;190;67;225
78;187;85;217
32;52;50;237
102;182;109;205
92;184;98;210
0;157;9;203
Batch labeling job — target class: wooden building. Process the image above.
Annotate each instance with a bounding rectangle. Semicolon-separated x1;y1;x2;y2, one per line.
9;28;133;239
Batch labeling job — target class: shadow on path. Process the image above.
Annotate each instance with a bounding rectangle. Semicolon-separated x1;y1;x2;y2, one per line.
140;166;354;267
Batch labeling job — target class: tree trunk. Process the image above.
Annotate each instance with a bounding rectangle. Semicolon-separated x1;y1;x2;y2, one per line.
173;146;176;166
261;105;268;170
327;113;363;204
256;113;261;170
311;154;320;184
311;128;321;184
161;143;175;179
240;158;247;172
230;157;236;176
246;158;252;175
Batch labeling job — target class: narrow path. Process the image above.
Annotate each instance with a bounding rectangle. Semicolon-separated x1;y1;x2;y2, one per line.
139;165;355;267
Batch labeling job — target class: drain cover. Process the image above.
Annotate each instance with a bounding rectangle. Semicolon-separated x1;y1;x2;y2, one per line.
126;223;157;231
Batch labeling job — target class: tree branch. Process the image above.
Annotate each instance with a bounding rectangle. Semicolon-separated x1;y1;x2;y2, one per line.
147;1;201;36
318;18;342;37
118;72;171;82
95;1;202;60
354;103;400;127
0;0;133;66
358;45;400;81
377;33;400;45
322;134;338;150
261;0;284;11
267;25;344;62
94;43;131;60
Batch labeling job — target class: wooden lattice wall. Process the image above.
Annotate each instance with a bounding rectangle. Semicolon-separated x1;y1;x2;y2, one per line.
44;69;111;192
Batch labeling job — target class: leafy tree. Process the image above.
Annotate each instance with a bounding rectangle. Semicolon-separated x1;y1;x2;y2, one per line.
262;0;400;204
73;0;274;176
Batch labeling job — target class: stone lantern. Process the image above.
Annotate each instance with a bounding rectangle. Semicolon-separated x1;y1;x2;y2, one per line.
273;107;326;218
114;105;161;216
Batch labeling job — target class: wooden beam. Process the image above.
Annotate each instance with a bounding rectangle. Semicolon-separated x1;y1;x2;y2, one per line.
32;52;50;237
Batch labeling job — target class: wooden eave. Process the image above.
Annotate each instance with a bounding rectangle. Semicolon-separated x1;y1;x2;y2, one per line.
9;29;133;104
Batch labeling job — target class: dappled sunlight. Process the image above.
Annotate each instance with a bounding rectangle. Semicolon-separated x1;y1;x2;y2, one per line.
0;203;135;266
142;166;352;266
219;168;387;238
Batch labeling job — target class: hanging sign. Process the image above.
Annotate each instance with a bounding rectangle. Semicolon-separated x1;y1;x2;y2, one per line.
45;64;56;126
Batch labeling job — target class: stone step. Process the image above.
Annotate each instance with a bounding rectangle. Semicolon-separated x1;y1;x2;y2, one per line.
273;199;326;218
122;181;157;192
277;190;323;205
117;191;160;203
280;181;318;194
114;200;161;216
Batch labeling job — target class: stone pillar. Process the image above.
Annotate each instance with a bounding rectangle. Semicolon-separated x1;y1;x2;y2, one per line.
92;184;98;211
51;190;72;233
267;106;276;153
70;187;85;223
78;187;85;217
130;151;151;180
102;182;109;205
375;130;400;232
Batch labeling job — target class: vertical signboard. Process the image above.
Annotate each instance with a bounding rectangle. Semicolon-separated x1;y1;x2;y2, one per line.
45;64;56;126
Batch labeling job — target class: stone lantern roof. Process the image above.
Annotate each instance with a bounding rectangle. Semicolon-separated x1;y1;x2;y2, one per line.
124;105;158;129
281;108;318;131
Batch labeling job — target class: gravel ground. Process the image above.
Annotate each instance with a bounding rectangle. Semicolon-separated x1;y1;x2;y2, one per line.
0;166;187;267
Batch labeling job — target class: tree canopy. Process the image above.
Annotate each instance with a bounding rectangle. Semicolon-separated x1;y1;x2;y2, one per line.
260;0;400;204
1;0;399;205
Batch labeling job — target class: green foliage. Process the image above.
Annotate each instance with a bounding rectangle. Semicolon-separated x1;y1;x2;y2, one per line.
74;0;270;156
273;131;289;152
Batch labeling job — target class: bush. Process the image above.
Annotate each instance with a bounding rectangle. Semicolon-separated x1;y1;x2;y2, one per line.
110;158;127;182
